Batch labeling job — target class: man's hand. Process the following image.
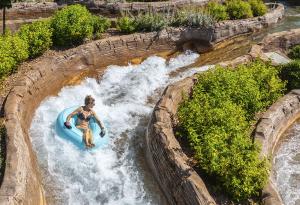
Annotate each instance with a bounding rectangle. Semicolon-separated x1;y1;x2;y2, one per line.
100;129;106;137
64;121;72;129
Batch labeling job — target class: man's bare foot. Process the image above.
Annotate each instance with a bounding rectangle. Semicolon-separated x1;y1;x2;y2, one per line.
90;143;95;148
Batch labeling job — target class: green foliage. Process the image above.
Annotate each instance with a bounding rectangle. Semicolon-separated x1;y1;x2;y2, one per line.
171;7;214;28
249;0;267;17
226;0;253;20
18;20;53;58
90;15;111;39
51;5;94;46
177;61;285;201
0;33;28;79
185;11;215;28
116;16;137;33
135;12;168;32
279;60;300;90
288;45;300;60
0;0;12;9
206;1;229;21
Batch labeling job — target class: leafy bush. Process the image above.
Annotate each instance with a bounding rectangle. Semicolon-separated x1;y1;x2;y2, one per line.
171;10;189;27
135;12;168;32
18;20;53;58
288;45;300;60
51;5;94;46
0;34;28;78
226;0;253;20
186;12;215;28
279;60;300;90
249;0;267;17
206;1;229;21
177;61;285;201
171;8;214;28
90;15;111;38
116;16;137;33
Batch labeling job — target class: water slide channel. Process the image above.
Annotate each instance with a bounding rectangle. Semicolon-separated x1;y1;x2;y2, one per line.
29;51;213;204
28;1;300;204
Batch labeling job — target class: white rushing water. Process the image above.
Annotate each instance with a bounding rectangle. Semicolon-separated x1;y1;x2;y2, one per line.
274;123;300;205
29;51;211;205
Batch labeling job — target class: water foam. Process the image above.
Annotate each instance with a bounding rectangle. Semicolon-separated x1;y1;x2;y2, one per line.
29;51;209;205
273;123;300;205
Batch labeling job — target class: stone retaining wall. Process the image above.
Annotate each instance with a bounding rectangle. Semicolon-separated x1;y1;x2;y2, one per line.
260;28;300;54
1;30;177;205
146;76;216;205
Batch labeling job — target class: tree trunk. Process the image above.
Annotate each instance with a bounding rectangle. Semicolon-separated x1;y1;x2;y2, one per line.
2;7;5;35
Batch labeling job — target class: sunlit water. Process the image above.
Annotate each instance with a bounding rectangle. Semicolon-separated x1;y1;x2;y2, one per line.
273;122;300;205
29;52;212;205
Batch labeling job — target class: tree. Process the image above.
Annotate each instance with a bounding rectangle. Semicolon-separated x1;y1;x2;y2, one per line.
0;0;12;35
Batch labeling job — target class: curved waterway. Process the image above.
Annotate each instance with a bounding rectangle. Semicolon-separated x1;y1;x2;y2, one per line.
273;121;300;205
29;51;212;205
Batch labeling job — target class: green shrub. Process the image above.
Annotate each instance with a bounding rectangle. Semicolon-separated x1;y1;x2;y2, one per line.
18;20;53;58
186;12;214;28
177;61;285;201
279;60;300;90
51;5;94;46
135;12;168;32
171;8;214;28
171;10;189;27
90;15;111;39
206;1;229;21
249;0;267;17
116;16;137;33
288;45;300;60
226;0;253;20
139;12;170;32
0;34;28;78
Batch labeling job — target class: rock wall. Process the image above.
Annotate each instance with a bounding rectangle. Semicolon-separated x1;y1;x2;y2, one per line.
260;28;300;53
146;76;216;205
1;30;177;205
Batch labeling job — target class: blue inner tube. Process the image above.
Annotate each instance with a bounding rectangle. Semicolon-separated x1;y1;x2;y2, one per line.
55;106;109;150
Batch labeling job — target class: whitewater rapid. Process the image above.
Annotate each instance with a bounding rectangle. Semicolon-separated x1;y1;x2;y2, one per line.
29;51;211;205
274;123;300;205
